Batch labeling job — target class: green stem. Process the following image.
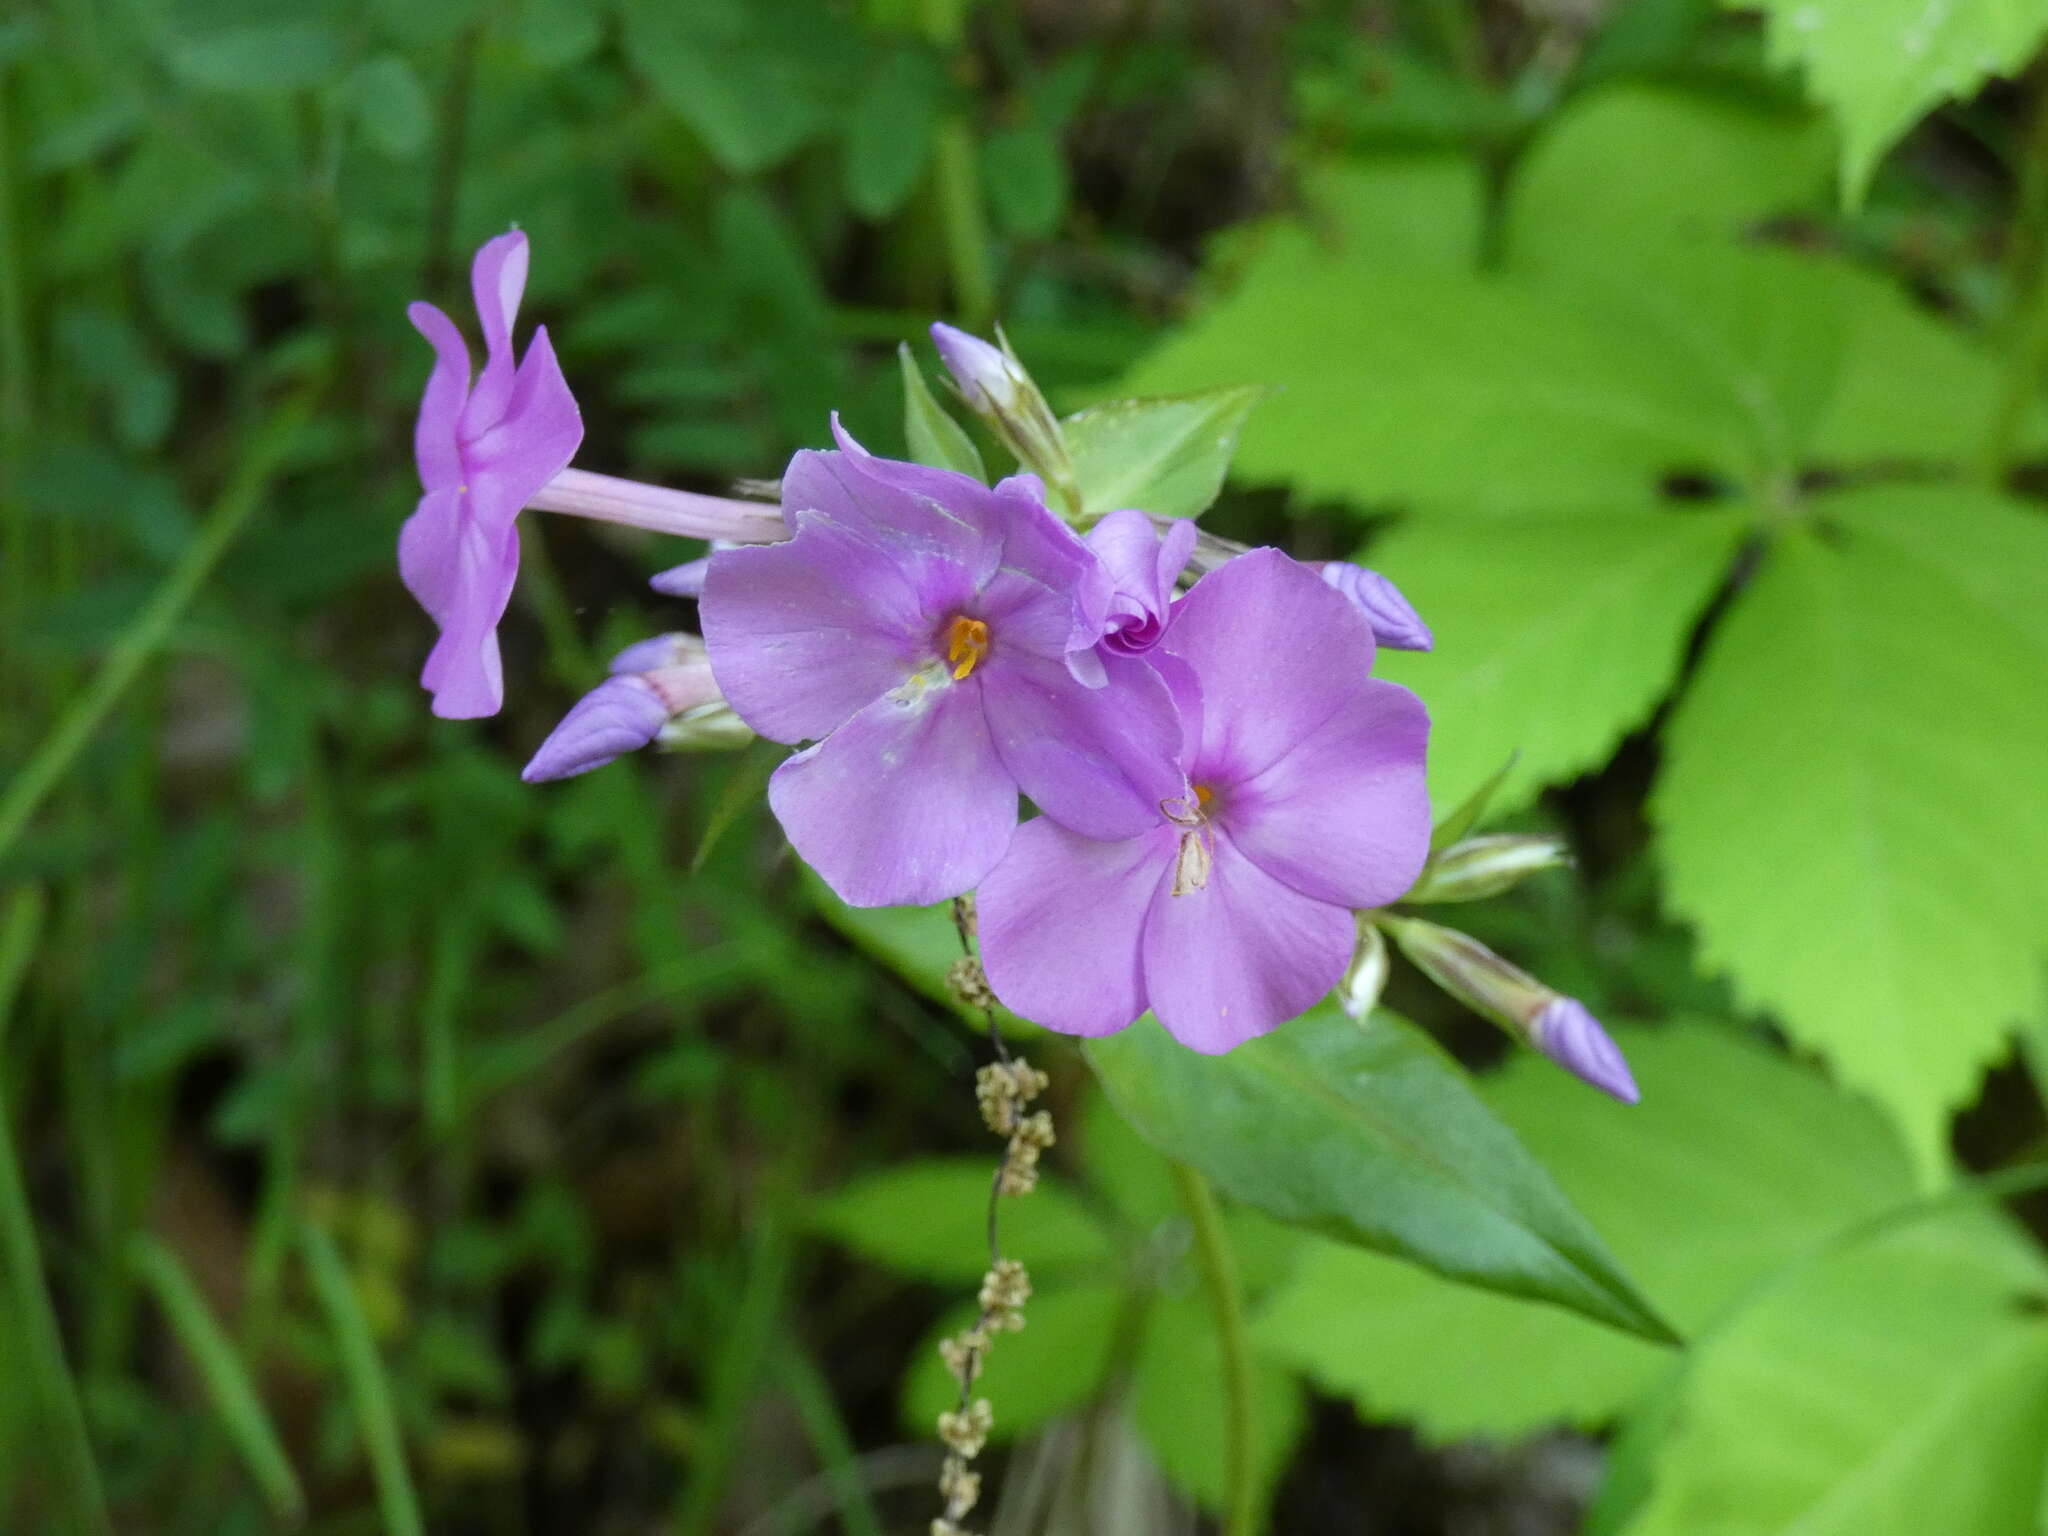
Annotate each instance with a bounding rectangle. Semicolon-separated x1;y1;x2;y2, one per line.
1170;1161;1256;1536
0;393;312;867
0;888;113;1536
932;119;995;330
1983;73;2048;484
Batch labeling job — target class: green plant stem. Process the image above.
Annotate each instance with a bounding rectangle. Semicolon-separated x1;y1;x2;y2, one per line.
0;888;113;1536
1170;1161;1256;1536
1983;74;2048;483
932;119;995;330
0;393;311;867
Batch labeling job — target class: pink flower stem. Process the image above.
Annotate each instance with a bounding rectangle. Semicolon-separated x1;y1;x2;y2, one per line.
529;468;785;543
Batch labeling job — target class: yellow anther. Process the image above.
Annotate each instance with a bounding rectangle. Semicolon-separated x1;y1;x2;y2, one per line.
946;616;991;680
1194;783;1214;809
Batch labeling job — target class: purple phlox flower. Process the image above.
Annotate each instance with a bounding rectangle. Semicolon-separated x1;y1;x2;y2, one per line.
401;230;583;719
978;549;1432;1052
1532;997;1639;1105
1319;561;1433;652
522;634;721;783
700;421;1181;908
1086;509;1196;656
929;323;1025;417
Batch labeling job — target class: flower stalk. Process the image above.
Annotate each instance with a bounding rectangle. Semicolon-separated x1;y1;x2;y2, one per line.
526;467;785;543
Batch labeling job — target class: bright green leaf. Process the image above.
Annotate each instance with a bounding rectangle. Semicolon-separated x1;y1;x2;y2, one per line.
1062;386;1265;522
1624;1214;2048;1535
804;874;1028;1037
1255;1023;1919;1441
898;343;985;479
845;48;942;220
808;1160;1116;1284
1733;0;2048;201
902;1285;1126;1439
982;122;1067;239
1133;1293;1306;1514
1655;500;2048;1174
1370;509;1744;813
1085;1007;1677;1343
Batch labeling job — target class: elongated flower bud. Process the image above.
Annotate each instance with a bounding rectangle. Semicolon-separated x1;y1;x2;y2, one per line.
1376;914;1638;1103
930;323;1079;515
1318;562;1434;651
523;635;727;781
1404;834;1570;903
1336;918;1388;1023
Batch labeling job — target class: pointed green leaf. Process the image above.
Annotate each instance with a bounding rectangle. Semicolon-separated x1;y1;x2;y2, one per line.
808;1160;1116;1283
1255;1023;1920;1441
1085;1007;1677;1343
897;343;985;480
1371;509;1744;812
1062;386;1265;522
1624;1213;2048;1535
1731;0;2048;201
1655;497;2048;1172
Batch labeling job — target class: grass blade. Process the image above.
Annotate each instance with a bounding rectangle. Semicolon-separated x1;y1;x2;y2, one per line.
300;1221;423;1536
127;1234;304;1523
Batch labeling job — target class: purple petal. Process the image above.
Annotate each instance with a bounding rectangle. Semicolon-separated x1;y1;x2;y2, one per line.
1321;562;1434;652
980;651;1183;841
1161;548;1379;784
1533;998;1640;1105
974;488;1110;669
398;485;519;719
462;230;529;431
522;675;669;782
1086;511;1194;655
978;817;1171;1037
1222;675;1431;909
650;557;712;597
930;322;1017;414
609;633;698;675
766;681;1016;907
1140;833;1355;1053
407;302;470;493
786;423;1005;587
700;513;960;745
462;324;583;512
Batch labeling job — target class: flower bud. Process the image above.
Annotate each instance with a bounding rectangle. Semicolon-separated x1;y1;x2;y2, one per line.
929;322;1078;515
1318;562;1434;651
1336;918;1388;1023
1376;914;1637;1103
657;701;755;752
523;635;730;780
1403;834;1571;903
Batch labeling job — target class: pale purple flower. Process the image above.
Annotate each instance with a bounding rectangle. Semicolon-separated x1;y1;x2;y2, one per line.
977;550;1432;1051
401;231;583;719
522;634;722;782
700;424;1181;908
1086;509;1196;656
929;323;1023;417
1532;998;1639;1105
1319;562;1433;651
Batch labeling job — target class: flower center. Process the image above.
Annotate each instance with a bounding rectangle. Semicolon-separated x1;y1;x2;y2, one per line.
944;615;991;680
1162;784;1217;896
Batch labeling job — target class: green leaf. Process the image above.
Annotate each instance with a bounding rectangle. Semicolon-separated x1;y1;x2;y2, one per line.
1507;84;1829;277
514;0;602;66
1133;1293;1307;1514
1623;1214;2048;1535
349;55;431;161
845;48;942;220
804;874;1028;1036
1254;1023;1920;1441
1733;0;2048;200
1085;1007;1677;1343
898;343;985;479
901;1285;1126;1440
167;22;346;93
1655;498;2048;1173
808;1160;1117;1284
1370;510;1743;813
982;121;1068;239
1062;386;1265;522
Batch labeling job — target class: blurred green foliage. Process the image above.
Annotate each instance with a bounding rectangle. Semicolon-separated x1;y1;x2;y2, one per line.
4;0;2048;1533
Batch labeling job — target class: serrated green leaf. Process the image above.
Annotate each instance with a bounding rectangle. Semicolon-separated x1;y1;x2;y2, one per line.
1370;510;1743;812
898;343;985;479
1086;1007;1677;1343
1733;0;2048;201
845;48;941;220
1255;1023;1919;1441
1062;387;1264;522
902;1285;1126;1439
1655;499;2048;1174
808;1160;1116;1284
1507;84;1829;276
1624;1214;2048;1536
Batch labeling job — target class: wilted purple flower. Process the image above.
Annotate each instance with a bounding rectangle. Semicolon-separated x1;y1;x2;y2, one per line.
977;550;1432;1051
1086;509;1195;656
1319;562;1433;652
701;424;1180;908
1532;998;1639;1105
401;230;583;718
522;634;722;782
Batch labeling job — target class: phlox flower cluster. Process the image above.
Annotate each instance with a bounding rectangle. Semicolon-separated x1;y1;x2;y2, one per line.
395;233;1635;1092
